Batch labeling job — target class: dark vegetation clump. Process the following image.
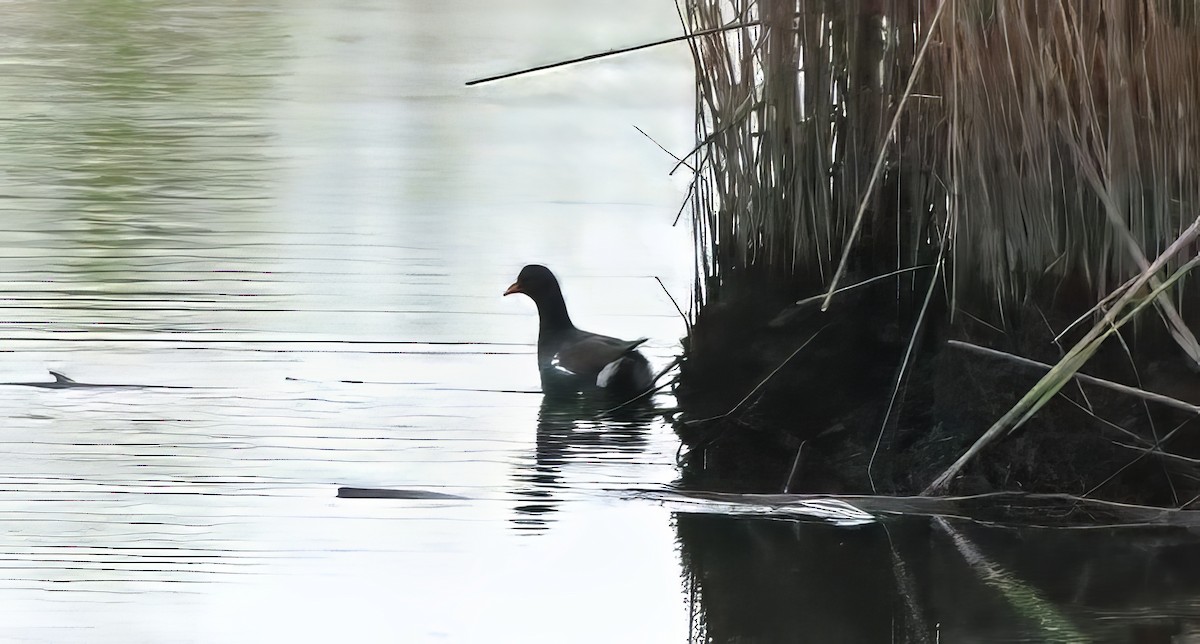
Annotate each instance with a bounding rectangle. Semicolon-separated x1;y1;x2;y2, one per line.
676;270;1200;503
669;1;1200;506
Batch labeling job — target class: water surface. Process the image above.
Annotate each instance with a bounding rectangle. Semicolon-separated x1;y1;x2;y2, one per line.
0;2;694;641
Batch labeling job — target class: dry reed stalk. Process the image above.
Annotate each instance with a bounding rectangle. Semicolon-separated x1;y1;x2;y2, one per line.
681;0;931;305
465;21;762;86
939;2;1200;338
947;339;1200;416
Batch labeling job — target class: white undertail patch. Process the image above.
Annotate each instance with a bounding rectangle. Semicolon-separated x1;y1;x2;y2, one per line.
596;358;623;388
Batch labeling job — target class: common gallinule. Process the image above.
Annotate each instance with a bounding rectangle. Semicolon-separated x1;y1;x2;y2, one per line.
504;265;653;395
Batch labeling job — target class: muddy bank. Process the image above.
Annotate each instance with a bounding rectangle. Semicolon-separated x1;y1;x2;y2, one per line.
673;275;1200;505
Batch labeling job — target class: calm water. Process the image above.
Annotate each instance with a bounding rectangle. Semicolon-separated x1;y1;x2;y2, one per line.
1;2;1199;642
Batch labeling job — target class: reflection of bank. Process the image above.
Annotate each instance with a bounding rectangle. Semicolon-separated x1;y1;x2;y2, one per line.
678;514;905;643
509;393;656;532
678;512;1200;642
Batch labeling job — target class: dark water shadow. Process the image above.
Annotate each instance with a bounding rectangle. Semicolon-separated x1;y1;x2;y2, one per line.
509;391;657;533
678;512;1200;643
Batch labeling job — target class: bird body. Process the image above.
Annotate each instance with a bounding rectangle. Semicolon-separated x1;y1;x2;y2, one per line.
505;265;654;395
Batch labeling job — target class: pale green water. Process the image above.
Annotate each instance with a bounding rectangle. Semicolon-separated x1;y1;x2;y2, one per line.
0;2;694;642
2;2;1200;643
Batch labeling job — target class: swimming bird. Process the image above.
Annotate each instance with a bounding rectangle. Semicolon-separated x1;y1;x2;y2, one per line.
504;264;654;395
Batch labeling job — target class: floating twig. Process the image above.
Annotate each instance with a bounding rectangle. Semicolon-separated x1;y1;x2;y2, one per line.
466;20;762;86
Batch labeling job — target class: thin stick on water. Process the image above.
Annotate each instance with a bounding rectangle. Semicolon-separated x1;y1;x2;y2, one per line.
466;20;762;86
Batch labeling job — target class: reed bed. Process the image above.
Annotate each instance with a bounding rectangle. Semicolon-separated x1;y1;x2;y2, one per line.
680;0;1200;317
677;0;1200;495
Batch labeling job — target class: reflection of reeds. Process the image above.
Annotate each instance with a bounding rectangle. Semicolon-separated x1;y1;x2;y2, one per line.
936;517;1088;643
679;1;1200;330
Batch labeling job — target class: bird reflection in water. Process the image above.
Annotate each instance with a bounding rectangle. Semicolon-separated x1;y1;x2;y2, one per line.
509;390;657;532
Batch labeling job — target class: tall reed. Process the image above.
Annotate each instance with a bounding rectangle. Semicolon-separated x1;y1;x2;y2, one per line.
680;0;1200;349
